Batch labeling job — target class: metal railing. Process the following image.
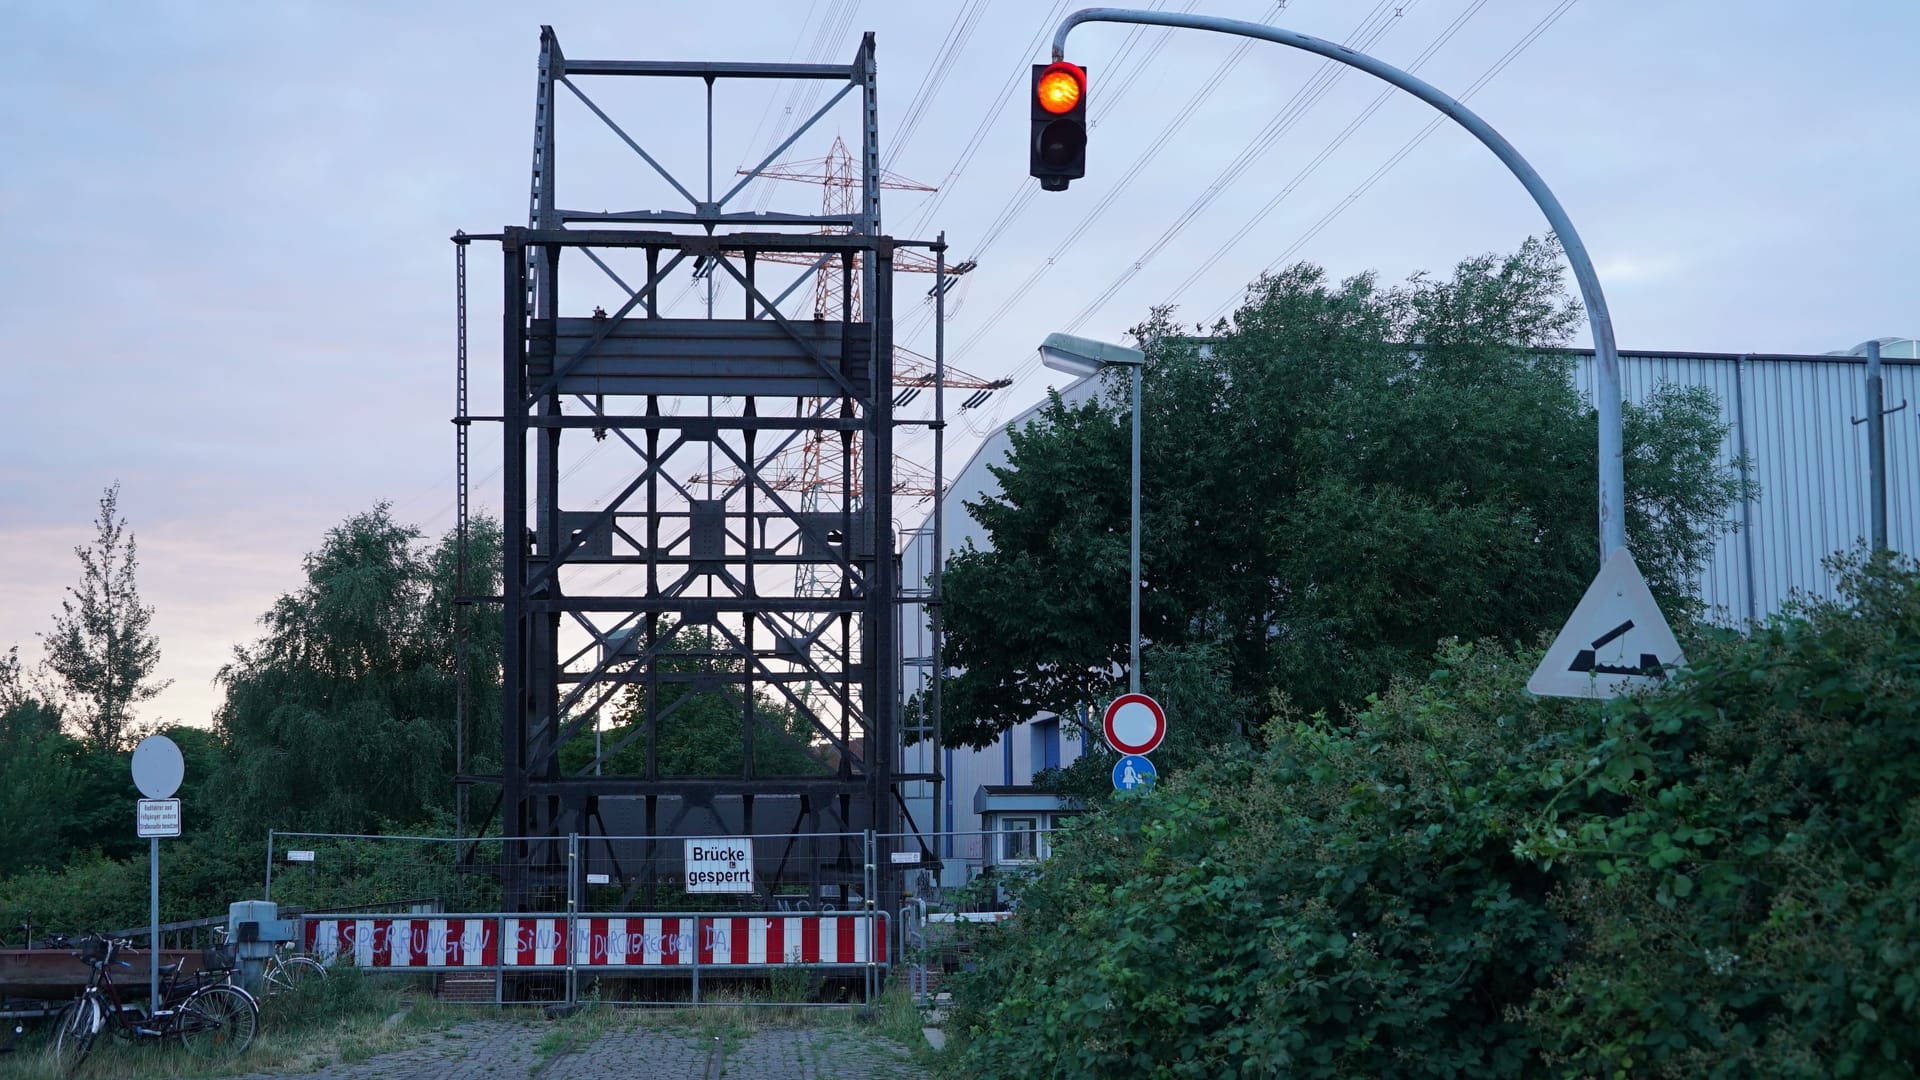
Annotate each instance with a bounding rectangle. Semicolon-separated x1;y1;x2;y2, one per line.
265;828;902;1006
256;826;1072;1006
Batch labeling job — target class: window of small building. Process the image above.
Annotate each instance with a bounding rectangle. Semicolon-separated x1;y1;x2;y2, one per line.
1000;816;1040;862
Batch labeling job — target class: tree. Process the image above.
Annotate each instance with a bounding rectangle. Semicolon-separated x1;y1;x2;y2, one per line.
940;240;1746;748
214;506;503;833
43;483;170;750
559;626;831;779
0;695;76;878
1;645;49;713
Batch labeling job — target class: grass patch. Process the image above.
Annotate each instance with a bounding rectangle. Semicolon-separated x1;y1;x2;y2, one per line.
0;974;941;1078
0;971;472;1080
526;993;629;1071
867;984;938;1060
611;981;941;1065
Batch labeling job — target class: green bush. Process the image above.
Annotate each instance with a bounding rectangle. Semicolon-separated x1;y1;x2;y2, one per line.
1;853;150;935
2;824;259;936
1522;552;1920;1076
946;642;1580;1077
945;553;1920;1078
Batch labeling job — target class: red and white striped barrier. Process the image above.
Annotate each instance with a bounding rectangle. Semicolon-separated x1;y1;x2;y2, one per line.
302;912;886;970
502;917;569;967
304;917;498;968
695;915;886;966
572;917;697;966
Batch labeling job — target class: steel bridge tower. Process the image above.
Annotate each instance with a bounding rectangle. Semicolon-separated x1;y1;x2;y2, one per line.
453;27;950;915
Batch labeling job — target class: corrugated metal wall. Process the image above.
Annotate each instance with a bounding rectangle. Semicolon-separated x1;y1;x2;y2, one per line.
1570;350;1920;623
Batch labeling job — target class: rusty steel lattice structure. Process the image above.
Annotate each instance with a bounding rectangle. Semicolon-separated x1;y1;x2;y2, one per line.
453;27;952;914
689;139;995;606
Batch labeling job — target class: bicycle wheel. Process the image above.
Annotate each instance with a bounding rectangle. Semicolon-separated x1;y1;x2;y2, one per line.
175;984;257;1060
49;996;99;1071
265;955;328;996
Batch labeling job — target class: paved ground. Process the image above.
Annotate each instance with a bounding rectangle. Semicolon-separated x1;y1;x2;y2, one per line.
227;1017;932;1080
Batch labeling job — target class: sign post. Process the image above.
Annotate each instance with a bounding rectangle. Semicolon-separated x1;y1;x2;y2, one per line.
131;735;184;1005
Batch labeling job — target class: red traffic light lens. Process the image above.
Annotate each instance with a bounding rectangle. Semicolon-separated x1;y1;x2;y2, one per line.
1036;63;1083;115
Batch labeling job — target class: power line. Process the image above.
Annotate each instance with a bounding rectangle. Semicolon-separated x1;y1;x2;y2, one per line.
946;0;1194;263
1205;0;1582;325
748;0;865;214
886;0;994;171
900;0;1073;240
1070;0;1493;333
734;0;828;179
949;0;1402;367
737;0;844;203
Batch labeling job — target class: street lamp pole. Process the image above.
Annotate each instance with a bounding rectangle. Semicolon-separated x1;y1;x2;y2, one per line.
1040;332;1147;694
1128;358;1142;694
1051;7;1629;565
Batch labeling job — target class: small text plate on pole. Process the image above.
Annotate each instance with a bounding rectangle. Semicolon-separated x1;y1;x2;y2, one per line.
1103;692;1166;756
137;799;182;838
1112;754;1157;791
130;734;184;799
286;850;316;863
684;838;755;894
1529;548;1685;699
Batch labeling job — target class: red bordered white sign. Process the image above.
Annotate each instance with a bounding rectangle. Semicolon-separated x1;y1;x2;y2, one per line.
1102;692;1166;756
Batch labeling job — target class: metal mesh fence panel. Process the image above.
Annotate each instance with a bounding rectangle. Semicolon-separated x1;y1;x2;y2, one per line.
264;832;561;916
878;828;1062;1003
579;832;869;915
267;832;570;1005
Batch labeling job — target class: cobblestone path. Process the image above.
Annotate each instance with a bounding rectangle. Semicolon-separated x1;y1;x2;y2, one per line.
226;1016;932;1079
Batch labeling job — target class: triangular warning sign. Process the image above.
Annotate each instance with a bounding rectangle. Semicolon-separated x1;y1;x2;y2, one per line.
1529;548;1685;700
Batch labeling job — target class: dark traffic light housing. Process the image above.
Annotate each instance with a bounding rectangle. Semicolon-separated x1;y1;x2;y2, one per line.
1030;61;1088;191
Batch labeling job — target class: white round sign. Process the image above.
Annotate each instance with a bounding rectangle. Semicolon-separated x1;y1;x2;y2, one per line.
131;734;184;800
1102;692;1167;756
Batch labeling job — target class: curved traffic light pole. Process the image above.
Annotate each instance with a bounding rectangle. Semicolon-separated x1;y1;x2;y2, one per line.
1052;8;1627;564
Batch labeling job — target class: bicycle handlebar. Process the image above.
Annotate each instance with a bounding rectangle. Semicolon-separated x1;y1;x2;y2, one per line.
48;932;141;966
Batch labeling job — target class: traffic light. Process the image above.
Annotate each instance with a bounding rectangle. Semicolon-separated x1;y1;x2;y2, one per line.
1030;61;1087;191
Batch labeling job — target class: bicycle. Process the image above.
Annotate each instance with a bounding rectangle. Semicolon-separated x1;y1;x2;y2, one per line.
259;938;329;997
202;926;327;998
45;933;259;1070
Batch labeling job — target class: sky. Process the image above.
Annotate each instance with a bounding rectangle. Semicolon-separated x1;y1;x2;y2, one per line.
1;0;1914;731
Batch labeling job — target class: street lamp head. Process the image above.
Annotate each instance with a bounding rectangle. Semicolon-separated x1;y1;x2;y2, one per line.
1038;332;1145;378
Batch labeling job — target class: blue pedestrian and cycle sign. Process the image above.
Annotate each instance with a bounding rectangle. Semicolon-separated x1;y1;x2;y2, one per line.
1112;754;1157;791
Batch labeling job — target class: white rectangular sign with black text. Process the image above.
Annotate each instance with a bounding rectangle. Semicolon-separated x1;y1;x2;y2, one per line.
683;838;754;894
137;799;181;838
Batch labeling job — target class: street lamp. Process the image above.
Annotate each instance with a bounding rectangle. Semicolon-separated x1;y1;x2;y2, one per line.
1039;331;1147;694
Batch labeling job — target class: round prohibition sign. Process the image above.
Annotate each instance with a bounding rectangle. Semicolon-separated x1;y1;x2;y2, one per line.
1103;692;1166;756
